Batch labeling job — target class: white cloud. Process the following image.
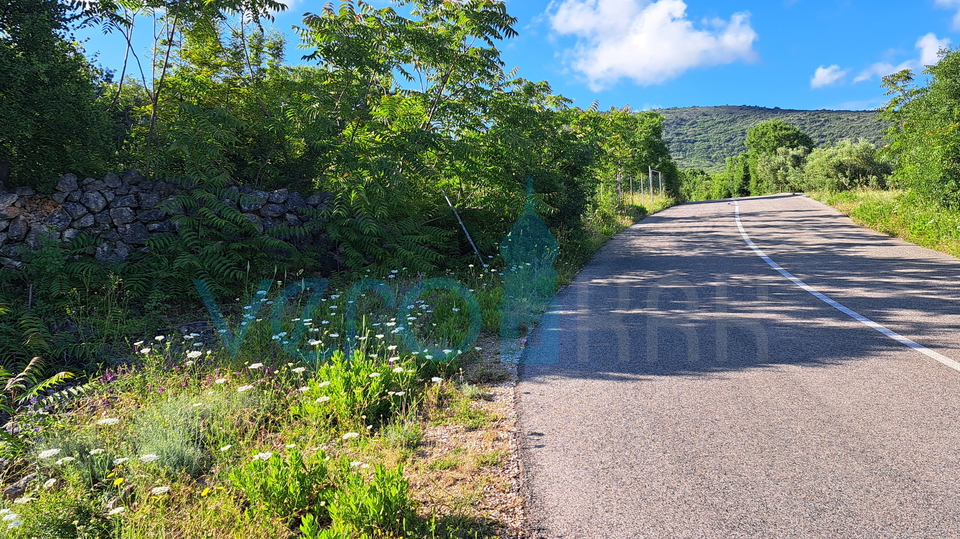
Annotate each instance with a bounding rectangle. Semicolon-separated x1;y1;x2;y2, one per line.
810;65;847;89
936;0;960;30
548;0;758;90
853;60;913;84
917;33;950;67
854;33;950;83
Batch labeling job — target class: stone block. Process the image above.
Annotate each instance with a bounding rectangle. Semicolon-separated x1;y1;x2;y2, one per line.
118;222;148;245
111;194;138;208
109;207;135;225
81;191;107;213
56;174;78;192
267;189;289;204
147;220;175;233
138;191;161;209
136;209;166;223
0;205;20;220
94;242;112;262
286;192;306;210
306;192;331;206
242;213;263;233
63;202;88;219
85;179;106;191
113;242;130;260
46;209;73;231
74;213;95;228
100;228;120;242
62;228;80;242
239;193;266;212
7;216;27;241
260;203;286;218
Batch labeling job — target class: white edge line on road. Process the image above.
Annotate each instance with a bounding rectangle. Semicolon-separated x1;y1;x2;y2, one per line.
734;200;960;373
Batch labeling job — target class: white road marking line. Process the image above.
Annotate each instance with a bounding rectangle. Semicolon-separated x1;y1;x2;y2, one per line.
734;200;960;373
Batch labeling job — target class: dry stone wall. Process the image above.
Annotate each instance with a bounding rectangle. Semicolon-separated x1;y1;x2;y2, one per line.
0;170;334;267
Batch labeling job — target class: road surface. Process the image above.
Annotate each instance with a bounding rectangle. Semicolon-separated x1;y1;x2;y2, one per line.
517;194;960;538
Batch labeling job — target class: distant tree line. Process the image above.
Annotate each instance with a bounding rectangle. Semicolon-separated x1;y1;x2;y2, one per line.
660;106;887;173
679;45;960;208
678;118;891;201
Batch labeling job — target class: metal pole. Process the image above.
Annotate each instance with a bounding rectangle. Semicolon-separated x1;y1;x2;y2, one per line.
441;187;484;267
648;166;652;198
658;170;663;196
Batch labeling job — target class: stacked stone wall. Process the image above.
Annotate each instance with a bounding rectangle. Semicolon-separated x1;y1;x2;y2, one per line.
0;171;334;267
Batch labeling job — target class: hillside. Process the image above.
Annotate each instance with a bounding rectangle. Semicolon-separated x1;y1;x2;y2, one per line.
658;106;888;172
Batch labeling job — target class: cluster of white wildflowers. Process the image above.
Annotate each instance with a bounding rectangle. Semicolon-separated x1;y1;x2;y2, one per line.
1;508;22;529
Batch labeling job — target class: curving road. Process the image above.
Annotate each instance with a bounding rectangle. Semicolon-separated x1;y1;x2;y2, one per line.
517;194;960;538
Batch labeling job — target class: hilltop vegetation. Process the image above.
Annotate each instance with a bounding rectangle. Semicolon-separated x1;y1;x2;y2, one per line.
660;106;887;172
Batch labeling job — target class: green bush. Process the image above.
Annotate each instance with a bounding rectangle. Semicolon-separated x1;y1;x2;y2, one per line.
292;351;416;432
230;447;334;529
803;140;891;192
318;464;416;539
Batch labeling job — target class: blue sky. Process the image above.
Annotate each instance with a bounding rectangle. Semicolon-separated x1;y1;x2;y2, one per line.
78;0;960;112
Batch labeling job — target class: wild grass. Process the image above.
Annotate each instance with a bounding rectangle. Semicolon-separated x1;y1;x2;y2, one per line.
0;251;545;539
0;191;669;537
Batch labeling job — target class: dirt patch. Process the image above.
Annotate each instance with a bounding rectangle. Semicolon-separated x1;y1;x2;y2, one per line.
406;334;527;537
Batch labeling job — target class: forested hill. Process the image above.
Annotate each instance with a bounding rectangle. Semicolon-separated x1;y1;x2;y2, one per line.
658;106;888;172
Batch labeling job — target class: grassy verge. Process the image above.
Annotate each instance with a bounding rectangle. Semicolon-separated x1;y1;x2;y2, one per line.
810;189;960;258
0;196;677;538
0;270;520;538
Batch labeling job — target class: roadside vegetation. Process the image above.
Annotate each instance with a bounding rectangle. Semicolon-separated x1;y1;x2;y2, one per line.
0;268;513;538
0;0;677;536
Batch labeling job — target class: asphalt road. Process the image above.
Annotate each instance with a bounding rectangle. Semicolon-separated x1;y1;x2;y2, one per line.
517;194;960;538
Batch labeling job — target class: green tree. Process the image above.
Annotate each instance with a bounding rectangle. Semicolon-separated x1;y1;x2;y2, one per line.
678;168;714;201
0;0;114;192
581;106;678;205
744;120;814;195
722;153;750;198
755;146;809;194
880;47;960;207
803;139;891;192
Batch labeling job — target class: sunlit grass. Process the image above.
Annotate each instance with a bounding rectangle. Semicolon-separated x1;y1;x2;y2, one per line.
0;266;517;538
0;190;646;537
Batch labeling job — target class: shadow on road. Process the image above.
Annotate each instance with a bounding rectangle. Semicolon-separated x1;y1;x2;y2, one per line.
518;195;960;383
